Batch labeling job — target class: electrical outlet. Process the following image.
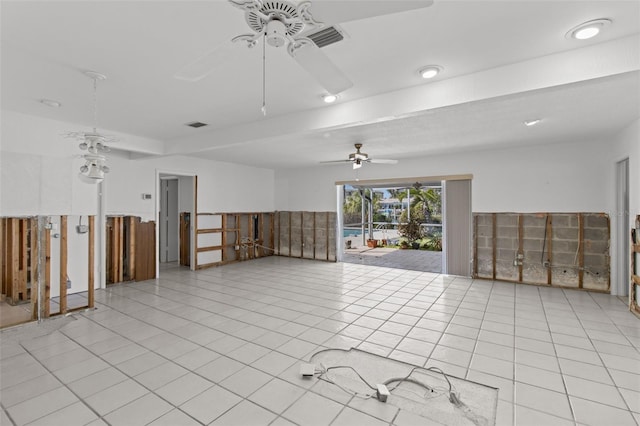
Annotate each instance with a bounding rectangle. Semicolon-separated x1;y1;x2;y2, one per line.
76;225;89;234
543;260;551;268
66;279;72;289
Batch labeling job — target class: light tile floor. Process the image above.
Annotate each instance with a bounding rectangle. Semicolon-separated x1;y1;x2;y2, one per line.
1;257;639;426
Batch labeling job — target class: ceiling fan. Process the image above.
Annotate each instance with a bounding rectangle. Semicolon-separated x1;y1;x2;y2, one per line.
175;0;434;96
321;143;398;169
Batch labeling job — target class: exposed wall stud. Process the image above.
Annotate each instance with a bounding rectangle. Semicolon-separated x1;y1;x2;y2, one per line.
59;216;68;314
88;216;95;309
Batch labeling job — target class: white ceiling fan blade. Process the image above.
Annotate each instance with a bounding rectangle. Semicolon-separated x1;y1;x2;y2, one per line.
306;0;433;25
174;40;238;82
289;40;353;94
368;159;398;164
320;159;352;164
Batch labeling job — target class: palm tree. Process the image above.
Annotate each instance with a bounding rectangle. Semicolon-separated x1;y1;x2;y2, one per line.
343;189;362;225
387;188;407;220
409;187;440;223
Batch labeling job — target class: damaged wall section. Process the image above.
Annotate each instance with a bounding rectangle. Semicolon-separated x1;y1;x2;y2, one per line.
474;212;610;292
275;211;337;262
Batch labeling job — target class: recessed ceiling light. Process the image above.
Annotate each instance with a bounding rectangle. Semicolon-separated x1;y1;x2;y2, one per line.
419;65;443;79
566;19;611;40
323;94;338;104
524;119;542;127
39;99;62;108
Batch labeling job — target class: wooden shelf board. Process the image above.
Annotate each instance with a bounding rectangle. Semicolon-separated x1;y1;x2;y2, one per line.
197;228;222;234
196;246;222;253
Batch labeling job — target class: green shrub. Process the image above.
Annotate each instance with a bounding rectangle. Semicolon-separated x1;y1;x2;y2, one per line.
398;218;424;242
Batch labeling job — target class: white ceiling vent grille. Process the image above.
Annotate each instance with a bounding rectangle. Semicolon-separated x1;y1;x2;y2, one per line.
186;121;208;128
306;25;346;48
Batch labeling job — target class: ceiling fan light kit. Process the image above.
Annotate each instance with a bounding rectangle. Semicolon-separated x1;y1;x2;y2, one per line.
65;70;115;183
320;143;398;169
177;0;434;111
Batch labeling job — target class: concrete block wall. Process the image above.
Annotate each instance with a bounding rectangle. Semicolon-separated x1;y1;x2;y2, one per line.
275;211;336;262
474;212;610;292
582;214;610;290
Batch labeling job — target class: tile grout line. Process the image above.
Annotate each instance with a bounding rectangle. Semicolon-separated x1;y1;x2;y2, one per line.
537;287;578;426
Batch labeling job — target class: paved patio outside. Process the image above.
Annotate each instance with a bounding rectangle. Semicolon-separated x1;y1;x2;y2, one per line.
342;247;442;273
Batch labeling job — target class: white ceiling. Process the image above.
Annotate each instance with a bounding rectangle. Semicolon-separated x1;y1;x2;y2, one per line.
2;0;639;169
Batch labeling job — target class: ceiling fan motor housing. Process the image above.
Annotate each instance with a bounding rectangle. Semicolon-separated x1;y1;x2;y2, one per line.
266;19;287;47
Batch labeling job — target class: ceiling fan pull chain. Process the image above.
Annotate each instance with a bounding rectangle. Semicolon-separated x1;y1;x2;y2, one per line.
261;33;267;116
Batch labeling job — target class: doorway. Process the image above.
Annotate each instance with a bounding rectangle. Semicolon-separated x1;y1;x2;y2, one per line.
158;174;196;271
340;181;444;273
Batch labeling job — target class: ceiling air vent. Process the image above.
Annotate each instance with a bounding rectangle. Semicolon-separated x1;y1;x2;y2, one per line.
186;121;208;128
307;25;346;48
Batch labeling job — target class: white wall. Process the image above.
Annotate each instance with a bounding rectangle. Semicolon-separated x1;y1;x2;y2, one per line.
1;110;275;289
1;110;275;218
0;113;98;216
178;176;194;214
105;153;274;221
275;138;614;213
275;135;639;295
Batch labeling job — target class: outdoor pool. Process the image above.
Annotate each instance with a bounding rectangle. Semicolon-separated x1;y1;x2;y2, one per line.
343;229;362;237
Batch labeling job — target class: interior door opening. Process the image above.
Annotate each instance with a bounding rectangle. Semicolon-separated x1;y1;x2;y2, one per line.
158;174;195;271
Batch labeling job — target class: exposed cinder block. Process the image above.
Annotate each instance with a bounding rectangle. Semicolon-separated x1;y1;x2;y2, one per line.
553;226;579;240
584;228;608;241
474;214;492;226
497;249;516;260
552;240;579;253
584;240;608;253
523;215;546;227
496;238;516;250
476;258;493;278
522;263;547;284
523;226;546;239
291;212;302;228
497;226;518;238
474;211;610;292
552;268;579;287
585;214;608;229
551;215;571;227
495;260;518;281
497;215;517;226
476;236;491;249
523;239;544;251
476;225;493;239
275;211;336;262
584;254;606;266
